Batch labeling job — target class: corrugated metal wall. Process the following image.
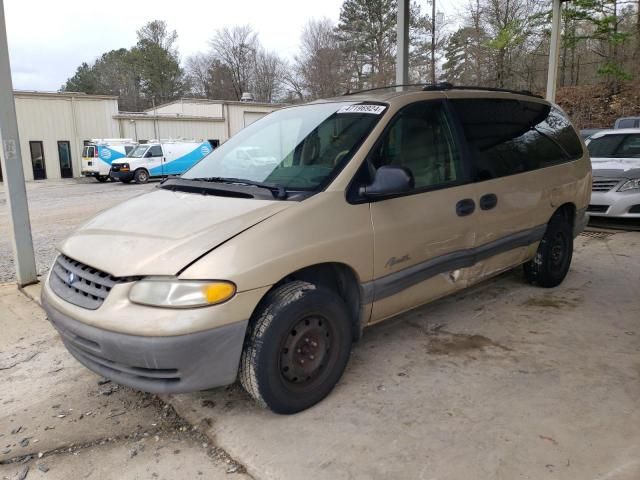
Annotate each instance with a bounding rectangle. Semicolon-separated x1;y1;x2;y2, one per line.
117;117;227;143
14;93;119;181
10;94;283;181
227;104;277;135
151;101;224;118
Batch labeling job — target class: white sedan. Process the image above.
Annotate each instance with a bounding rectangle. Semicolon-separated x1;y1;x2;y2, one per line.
586;128;640;218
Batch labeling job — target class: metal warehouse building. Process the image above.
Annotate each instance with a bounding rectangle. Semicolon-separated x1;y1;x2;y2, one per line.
2;91;283;182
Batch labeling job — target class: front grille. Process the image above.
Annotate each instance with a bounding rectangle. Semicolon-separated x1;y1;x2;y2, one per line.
587;204;609;213
49;255;132;310
592;178;621;192
110;164;128;172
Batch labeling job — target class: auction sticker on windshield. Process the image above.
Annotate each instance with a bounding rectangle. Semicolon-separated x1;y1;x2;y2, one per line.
337;104;386;115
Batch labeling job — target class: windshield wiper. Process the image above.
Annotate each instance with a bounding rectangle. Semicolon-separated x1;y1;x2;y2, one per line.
189;177;288;200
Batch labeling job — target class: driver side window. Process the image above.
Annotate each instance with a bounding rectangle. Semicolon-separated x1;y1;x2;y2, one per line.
148;145;163;157
370;102;461;190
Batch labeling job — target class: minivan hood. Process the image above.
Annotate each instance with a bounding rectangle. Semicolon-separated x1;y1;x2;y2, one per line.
591;157;640;178
58;189;293;277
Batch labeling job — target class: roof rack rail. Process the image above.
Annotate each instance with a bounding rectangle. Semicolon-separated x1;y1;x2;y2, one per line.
342;82;543;99
342;83;437;96
436;84;542;98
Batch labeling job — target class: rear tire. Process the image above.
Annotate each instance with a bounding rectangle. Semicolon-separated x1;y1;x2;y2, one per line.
239;281;352;414
523;215;573;288
96;176;108;183
134;169;149;184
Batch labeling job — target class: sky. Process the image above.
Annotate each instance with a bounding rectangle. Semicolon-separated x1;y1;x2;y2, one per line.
4;0;465;91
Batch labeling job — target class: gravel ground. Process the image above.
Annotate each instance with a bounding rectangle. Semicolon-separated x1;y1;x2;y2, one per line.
0;178;156;283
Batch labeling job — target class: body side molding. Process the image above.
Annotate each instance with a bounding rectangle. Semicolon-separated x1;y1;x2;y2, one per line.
361;224;547;303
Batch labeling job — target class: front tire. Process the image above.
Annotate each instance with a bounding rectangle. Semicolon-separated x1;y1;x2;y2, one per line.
134;169;149;184
524;215;573;288
239;281;353;414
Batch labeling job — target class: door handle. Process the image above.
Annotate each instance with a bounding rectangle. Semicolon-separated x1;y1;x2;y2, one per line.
479;193;498;210
456;198;476;217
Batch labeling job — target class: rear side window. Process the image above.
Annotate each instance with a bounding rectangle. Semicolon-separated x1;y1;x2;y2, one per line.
588;134;640;158
451;99;583;181
615;119;638;129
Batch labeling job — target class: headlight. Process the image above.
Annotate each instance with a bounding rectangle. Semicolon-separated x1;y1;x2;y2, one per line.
129;277;236;308
618;179;640;191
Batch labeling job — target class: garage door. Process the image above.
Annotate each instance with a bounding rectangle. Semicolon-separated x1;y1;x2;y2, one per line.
243;112;267;127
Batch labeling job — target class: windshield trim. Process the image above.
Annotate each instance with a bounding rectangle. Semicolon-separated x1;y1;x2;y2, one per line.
158;178;313;201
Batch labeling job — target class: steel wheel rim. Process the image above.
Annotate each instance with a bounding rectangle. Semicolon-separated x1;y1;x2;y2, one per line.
279;315;332;386
550;231;567;267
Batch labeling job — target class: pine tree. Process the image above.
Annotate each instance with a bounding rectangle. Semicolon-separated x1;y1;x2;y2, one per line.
336;0;398;89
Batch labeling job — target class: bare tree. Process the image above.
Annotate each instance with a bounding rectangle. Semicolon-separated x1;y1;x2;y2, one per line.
253;49;286;102
210;25;258;100
293;18;345;99
185;53;214;97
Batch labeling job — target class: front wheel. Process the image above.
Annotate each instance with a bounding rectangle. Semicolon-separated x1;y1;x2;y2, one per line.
523;216;573;288
239;281;353;414
134;169;149;184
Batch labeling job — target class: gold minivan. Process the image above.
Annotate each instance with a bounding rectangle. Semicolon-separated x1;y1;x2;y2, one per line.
42;85;591;414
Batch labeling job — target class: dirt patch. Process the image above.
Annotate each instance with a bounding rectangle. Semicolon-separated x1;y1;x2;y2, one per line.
405;322;512;356
427;331;512;355
521;294;580;310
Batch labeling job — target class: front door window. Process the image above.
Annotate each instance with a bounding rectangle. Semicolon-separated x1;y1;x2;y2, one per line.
369;102;462;190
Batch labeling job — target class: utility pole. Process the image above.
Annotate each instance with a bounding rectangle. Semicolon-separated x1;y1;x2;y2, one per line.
0;0;37;287
546;0;564;102
396;0;409;89
431;0;437;84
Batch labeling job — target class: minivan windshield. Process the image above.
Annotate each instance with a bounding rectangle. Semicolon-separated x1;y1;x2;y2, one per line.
182;102;386;191
588;134;640;158
129;145;149;158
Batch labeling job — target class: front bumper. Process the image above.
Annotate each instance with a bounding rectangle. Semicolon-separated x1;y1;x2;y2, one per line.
110;169;133;182
588;189;640;218
42;292;248;394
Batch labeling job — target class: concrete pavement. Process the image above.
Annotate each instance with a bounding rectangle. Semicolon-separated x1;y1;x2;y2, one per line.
0;284;248;480
1;232;639;479
166;232;640;480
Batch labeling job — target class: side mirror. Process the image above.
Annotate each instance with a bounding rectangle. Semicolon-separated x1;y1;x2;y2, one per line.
360;165;414;198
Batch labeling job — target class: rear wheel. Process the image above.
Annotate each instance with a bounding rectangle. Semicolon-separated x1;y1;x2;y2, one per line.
239;281;352;414
523;215;573;288
134;169;149;184
96;175;108;183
